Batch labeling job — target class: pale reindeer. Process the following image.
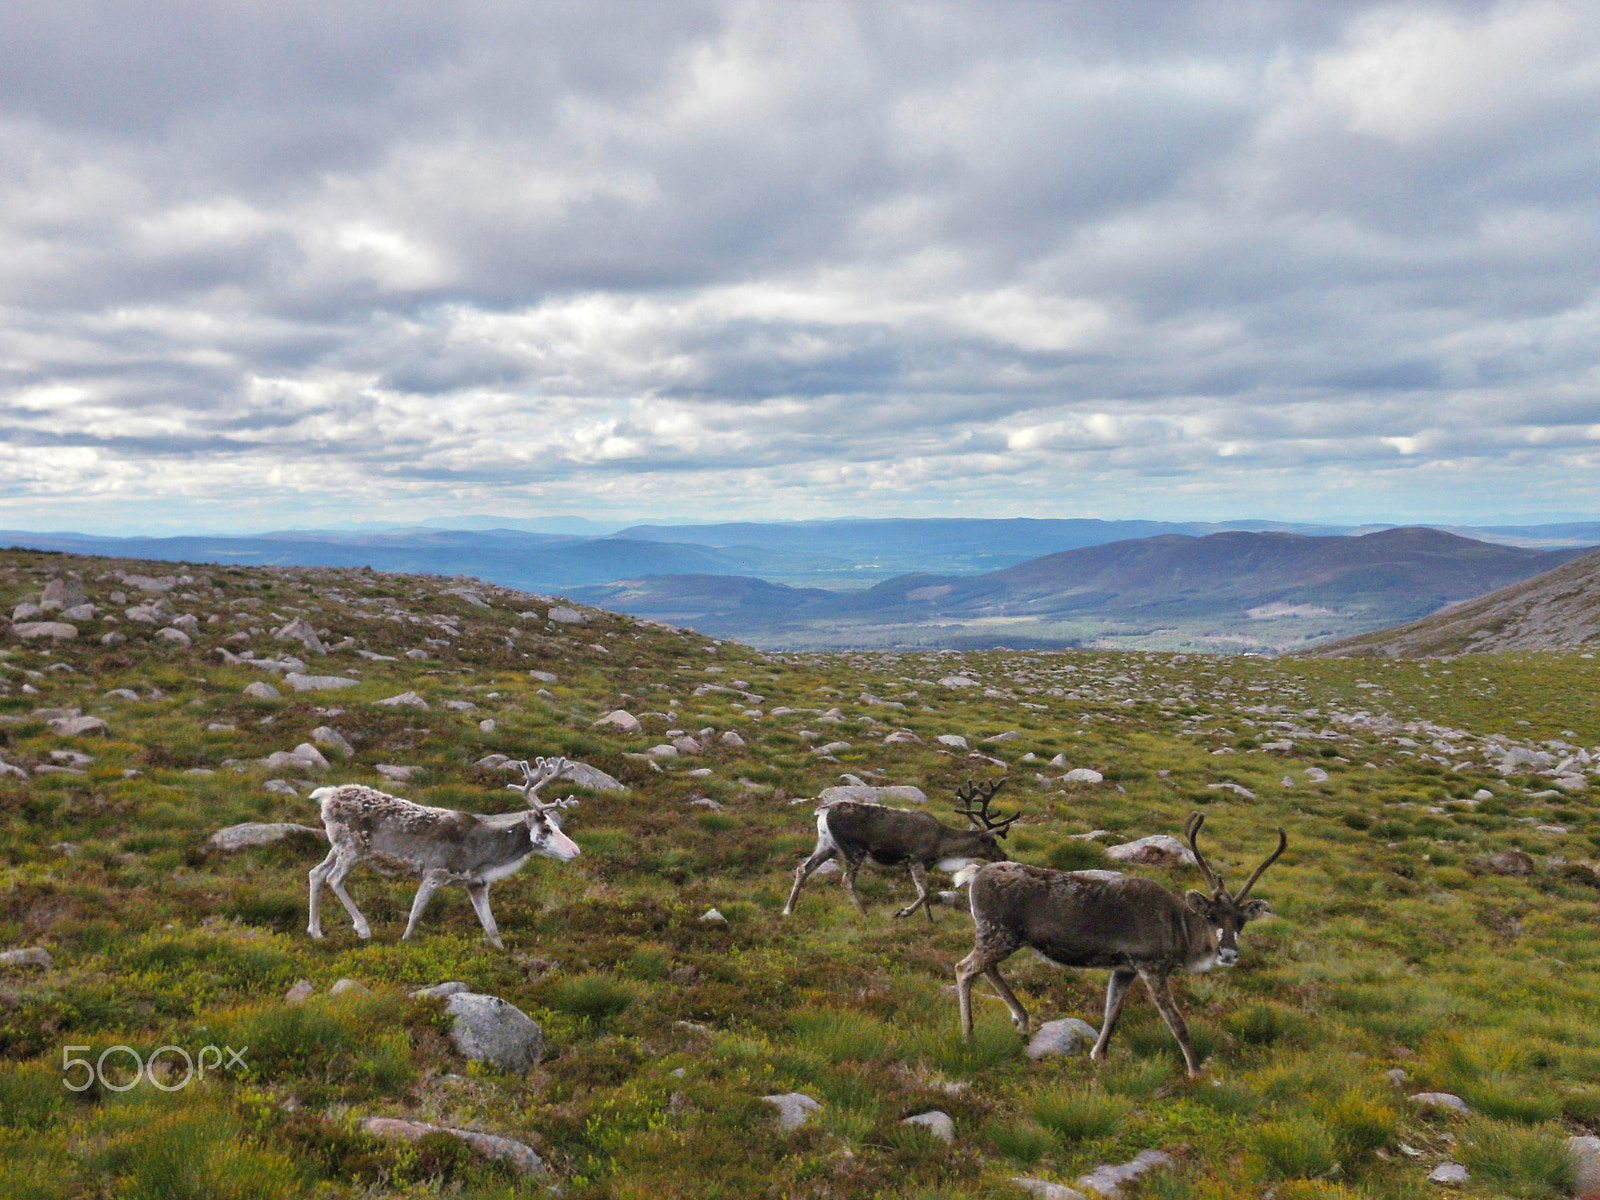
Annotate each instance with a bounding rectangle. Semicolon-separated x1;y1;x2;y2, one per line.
954;812;1286;1076
307;757;581;948
783;779;1016;920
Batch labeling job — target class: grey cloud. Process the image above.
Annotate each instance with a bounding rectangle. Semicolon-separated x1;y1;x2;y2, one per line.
1;0;1598;531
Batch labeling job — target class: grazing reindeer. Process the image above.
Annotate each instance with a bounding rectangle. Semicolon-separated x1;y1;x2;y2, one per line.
955;812;1286;1076
783;780;1016;920
307;756;581;948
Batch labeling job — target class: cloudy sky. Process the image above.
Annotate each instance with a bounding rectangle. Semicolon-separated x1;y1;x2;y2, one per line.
2;0;1598;534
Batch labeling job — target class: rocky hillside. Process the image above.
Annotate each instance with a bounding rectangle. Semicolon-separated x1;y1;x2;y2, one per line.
1313;546;1600;658
2;546;1599;1199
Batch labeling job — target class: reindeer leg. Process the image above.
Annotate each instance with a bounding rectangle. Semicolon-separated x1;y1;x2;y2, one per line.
840;855;869;916
1138;967;1201;1077
894;863;935;921
307;846;338;938
984;967;1030;1034
954;950;986;1040
464;881;504;950
782;844;836;916
1090;968;1137;1062
324;847;372;940
955;929;1022;1039
401;868;450;941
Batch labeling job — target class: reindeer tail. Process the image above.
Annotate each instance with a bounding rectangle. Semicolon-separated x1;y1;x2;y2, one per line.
952;864;983;889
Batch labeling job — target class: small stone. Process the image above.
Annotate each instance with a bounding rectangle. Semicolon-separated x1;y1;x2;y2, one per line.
284;673;359;692
10;622;78;641
1386;1068;1410;1086
155;627;192;647
1063;768;1104;784
50;715;109;738
939;675;980;688
720;730;746;747
1026;1018;1099;1059
40;579;87;609
375;690;429;708
902;1111;955;1141
329;978;368;997
1206;781;1257;799
593;709;643;734
815;741;852;756
1012;1178;1089;1200
1409;1092;1472;1116
1568;1135;1600;1200
479;718;496;733
528;670;558;683
377;764;422;783
105;688;141;702
1473;789;1495;800
1428;1163;1468;1186
285;979;315;1005
700;908;727;923
210;822;325;851
0;947;54;970
405;649;428;660
274;616;326;655
444;992;545;1073
762;1092;820;1129
1077;1149;1173;1197
442;699;478;712
361;1117;546;1175
243;681;281;700
1105;834;1196;867
646;744;679;758
937;734;969;749
557;761;627;792
547;606;588;624
311;726;354;757
411;981;471;999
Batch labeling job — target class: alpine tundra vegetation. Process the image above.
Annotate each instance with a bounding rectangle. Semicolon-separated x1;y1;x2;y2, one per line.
0;546;1598;1199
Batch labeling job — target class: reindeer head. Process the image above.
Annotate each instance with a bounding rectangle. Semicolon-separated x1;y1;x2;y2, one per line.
509;757;581;861
1183;812;1286;966
954;778;1018;859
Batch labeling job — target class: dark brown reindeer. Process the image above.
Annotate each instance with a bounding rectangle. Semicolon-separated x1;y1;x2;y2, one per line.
955;812;1286;1076
783;780;1016;920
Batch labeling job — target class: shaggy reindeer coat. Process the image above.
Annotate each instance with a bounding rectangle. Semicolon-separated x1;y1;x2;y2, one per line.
307;781;580;948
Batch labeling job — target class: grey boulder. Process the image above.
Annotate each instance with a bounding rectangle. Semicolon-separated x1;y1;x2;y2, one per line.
444;992;545;1073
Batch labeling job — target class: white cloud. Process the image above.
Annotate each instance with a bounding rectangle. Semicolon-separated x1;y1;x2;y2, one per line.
0;0;1597;532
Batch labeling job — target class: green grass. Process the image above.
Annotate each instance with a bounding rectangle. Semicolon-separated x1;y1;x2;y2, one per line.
2;547;1599;1197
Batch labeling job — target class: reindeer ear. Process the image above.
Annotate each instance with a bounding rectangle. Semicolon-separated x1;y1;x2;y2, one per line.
1240;898;1272;920
1185;890;1212;915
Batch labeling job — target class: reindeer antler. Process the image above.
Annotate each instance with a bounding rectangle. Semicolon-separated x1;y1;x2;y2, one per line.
955;778;1018;835
508;756;574;811
1233;828;1288;902
1184;811;1224;895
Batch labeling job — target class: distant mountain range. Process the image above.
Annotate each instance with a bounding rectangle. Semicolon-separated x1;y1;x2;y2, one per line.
1311;545;1600;657
573;527;1592;652
3;518;1595;653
